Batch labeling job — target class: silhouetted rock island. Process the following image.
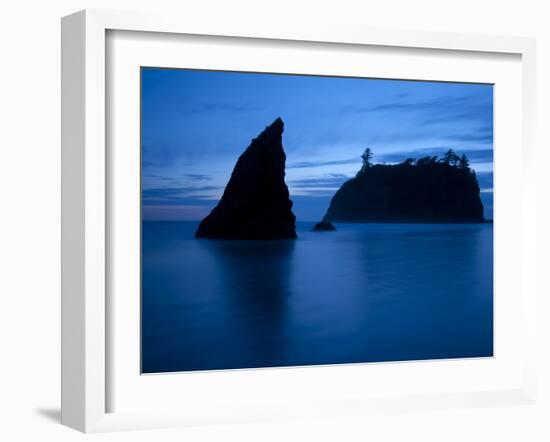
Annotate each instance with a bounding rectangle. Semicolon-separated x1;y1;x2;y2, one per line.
195;118;297;239
312;221;336;231
323;149;485;223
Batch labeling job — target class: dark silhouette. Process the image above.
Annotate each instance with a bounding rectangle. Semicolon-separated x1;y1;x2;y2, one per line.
312;221;336;231
195;118;297;239
459;154;470;170
441;148;460;166
359;147;373;174
323;150;484;223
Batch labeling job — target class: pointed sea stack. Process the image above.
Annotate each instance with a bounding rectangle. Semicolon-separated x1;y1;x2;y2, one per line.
195;118;297;239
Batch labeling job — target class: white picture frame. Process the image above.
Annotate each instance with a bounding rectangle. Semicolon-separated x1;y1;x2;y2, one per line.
61;9;538;433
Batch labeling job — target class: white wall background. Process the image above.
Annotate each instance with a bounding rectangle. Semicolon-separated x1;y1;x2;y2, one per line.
0;1;548;441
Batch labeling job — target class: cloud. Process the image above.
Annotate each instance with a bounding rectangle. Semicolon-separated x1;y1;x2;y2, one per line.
343;94;491;117
289;173;351;189
422;110;490;126
178;98;266;116
292;188;340;196
443;129;493;144
142;142;186;167
143;173;213;189
142;185;221;203
142;204;213;221
287;158;360;169
184;173;212;181
340;93;493;146
288;173;352;197
475;171;493;191
143;174;174;182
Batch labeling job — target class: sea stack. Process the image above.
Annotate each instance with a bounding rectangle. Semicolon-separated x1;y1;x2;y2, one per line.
195;118;297;239
323;157;484;223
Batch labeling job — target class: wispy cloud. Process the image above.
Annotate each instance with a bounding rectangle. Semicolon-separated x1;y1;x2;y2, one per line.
443;129;493;144
342;94;491;118
287;158;360;169
142;185;221;202
288;173;351;197
143;174;212;188
289;173;350;189
142;142;187;167
341;93;493;146
178;98;266;116
143;174;174;182
184;173;212;181
142;204;213;221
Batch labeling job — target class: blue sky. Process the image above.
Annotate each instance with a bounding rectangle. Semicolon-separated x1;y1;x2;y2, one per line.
142;68;493;221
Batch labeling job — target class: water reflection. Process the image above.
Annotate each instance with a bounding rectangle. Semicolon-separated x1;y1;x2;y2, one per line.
141;222;493;373
349;224;494;361
198;239;295;369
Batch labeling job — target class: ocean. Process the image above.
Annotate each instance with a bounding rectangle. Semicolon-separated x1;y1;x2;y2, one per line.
142;221;493;373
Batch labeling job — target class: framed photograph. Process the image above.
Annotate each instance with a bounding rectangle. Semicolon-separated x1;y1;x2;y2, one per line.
61;9;538;432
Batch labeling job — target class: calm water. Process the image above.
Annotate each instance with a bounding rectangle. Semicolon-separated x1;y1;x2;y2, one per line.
142;221;493;373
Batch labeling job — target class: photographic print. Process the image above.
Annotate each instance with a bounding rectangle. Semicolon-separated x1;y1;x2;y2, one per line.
141;68;493;373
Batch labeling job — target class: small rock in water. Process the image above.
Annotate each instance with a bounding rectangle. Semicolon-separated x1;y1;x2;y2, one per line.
312;221;336;231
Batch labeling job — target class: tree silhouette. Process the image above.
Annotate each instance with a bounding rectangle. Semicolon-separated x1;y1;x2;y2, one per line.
361;148;373;168
441;149;459;166
357;148;373;175
459;154;470;170
442;149;452;164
